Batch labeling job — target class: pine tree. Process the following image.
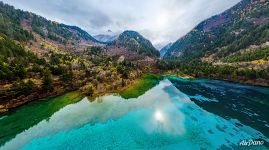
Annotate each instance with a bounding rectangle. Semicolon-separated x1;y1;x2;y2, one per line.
42;68;53;91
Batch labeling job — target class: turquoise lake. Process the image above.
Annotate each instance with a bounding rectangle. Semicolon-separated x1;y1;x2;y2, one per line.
0;77;269;150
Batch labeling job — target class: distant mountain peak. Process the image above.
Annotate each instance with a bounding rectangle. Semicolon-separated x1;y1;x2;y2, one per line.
160;43;173;58
109;30;160;57
60;24;99;43
94;34;118;43
119;30;142;39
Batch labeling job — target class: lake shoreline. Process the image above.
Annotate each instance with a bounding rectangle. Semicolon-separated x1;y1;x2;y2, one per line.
1;77;268;149
162;70;269;87
0;73;150;114
1;72;268;115
0;87;70;114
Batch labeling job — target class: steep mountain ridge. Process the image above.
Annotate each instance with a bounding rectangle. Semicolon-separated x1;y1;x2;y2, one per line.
0;2;146;113
60;24;99;43
109;30;160;58
160;43;172;58
158;0;269;86
164;0;269;63
94;34;118;43
0;1;100;52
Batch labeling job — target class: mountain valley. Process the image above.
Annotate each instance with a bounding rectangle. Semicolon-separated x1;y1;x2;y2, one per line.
1;0;269;113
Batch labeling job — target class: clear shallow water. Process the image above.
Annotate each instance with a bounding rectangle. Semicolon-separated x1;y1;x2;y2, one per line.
0;78;269;150
168;77;269;138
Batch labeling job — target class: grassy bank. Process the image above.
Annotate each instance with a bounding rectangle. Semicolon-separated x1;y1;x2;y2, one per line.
119;74;161;99
0;91;83;146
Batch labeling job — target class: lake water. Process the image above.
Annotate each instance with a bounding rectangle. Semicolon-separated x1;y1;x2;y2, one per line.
0;77;269;150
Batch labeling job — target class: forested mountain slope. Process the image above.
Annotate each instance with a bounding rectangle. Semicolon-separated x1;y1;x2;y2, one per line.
164;0;269;63
109;31;160;58
0;2;100;44
159;0;269;86
0;2;144;113
160;43;172;58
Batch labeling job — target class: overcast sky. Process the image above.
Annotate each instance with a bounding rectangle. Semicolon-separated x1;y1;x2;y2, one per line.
3;0;240;48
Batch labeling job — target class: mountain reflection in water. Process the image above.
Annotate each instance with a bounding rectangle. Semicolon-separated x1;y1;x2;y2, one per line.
0;78;268;150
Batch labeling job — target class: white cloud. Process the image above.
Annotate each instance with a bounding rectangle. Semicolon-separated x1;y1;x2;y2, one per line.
2;0;240;48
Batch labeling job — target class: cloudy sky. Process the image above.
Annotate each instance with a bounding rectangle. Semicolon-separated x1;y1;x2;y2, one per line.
3;0;240;48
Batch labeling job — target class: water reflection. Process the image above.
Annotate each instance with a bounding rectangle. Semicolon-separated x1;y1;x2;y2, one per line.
0;79;268;150
0;92;82;146
154;110;164;122
168;77;269;138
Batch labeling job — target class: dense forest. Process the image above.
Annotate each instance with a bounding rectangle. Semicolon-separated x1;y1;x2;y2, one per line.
157;59;269;80
0;33;142;112
109;30;160;57
0;2;33;41
164;0;269;60
222;48;269;63
161;0;269;85
0;2;146;113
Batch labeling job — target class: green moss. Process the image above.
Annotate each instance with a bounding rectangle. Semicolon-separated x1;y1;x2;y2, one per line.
119;74;161;99
0;91;83;146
